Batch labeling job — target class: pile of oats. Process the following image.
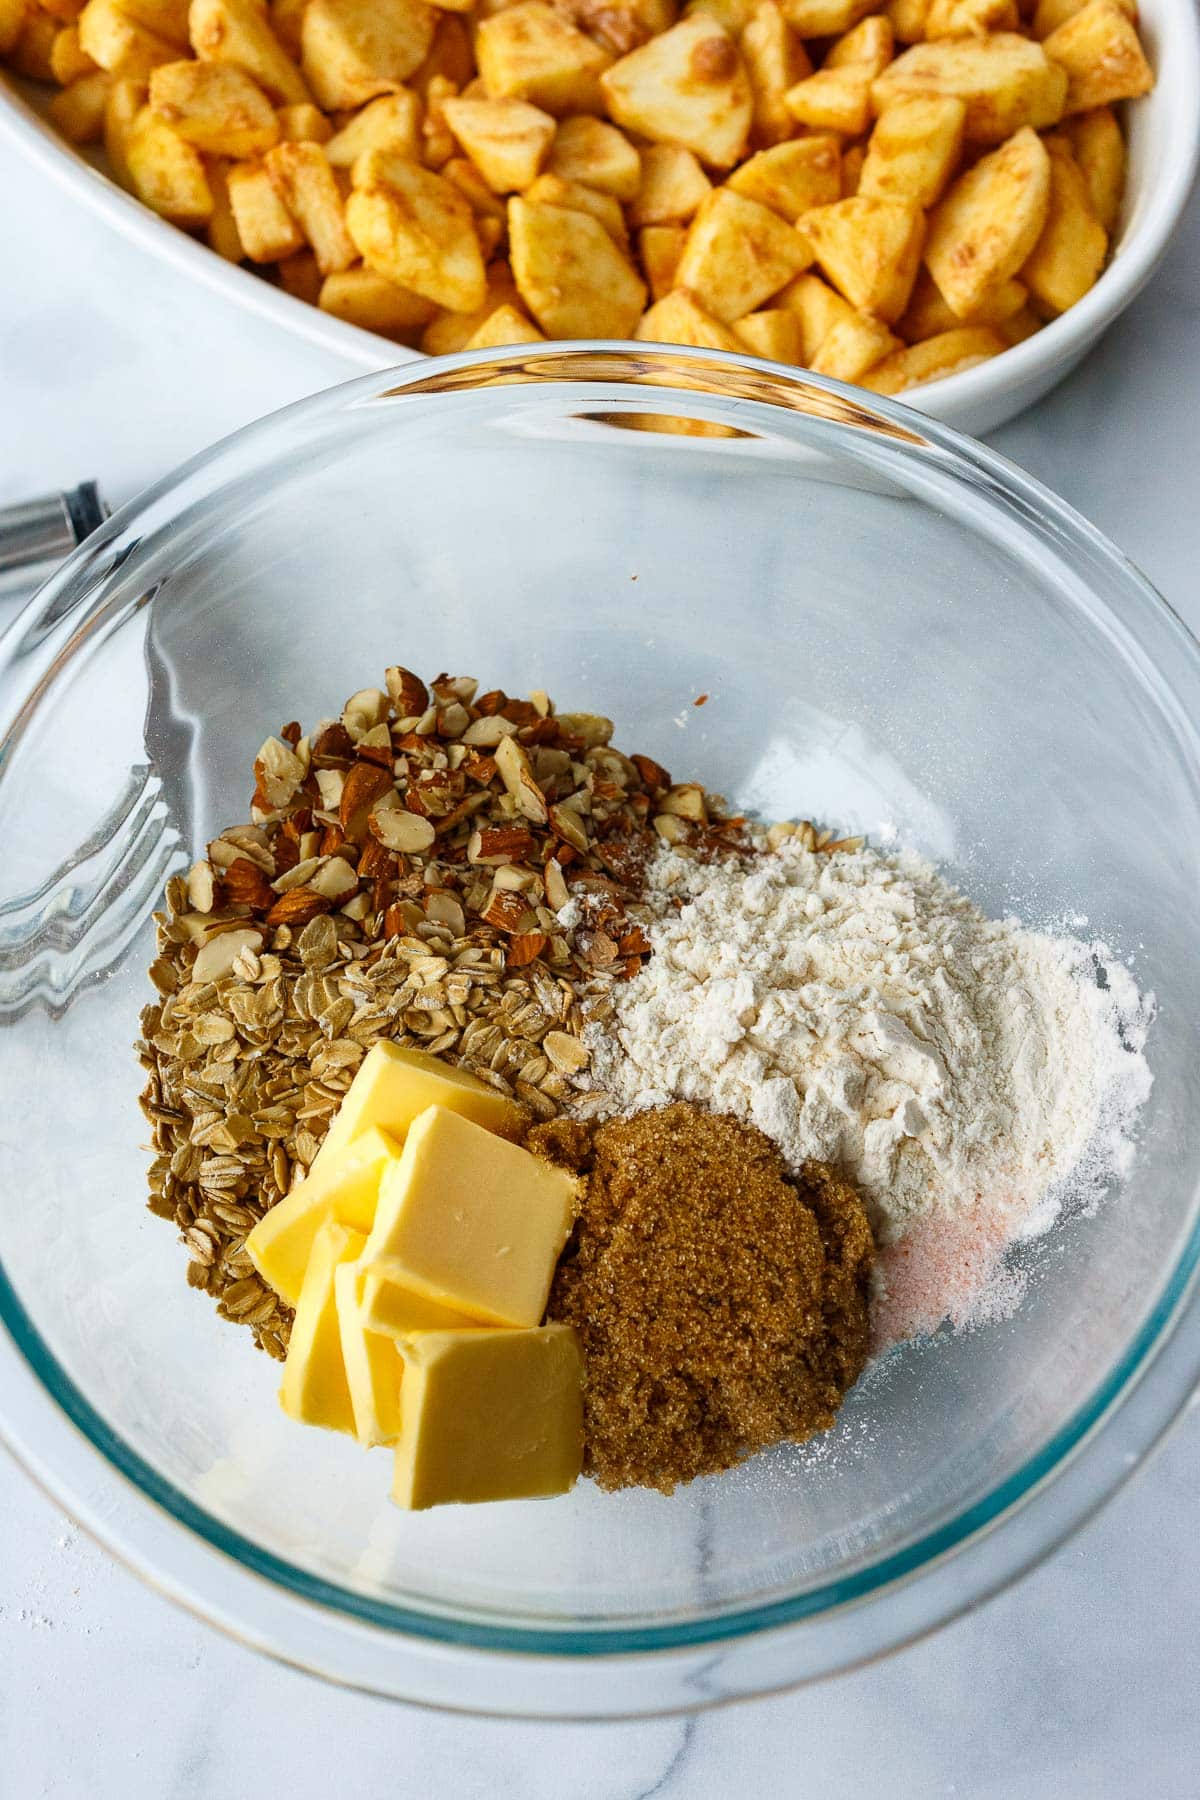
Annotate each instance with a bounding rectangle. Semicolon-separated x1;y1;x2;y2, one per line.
138;667;749;1355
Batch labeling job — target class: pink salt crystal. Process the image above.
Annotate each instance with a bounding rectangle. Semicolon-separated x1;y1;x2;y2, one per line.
871;1192;1031;1351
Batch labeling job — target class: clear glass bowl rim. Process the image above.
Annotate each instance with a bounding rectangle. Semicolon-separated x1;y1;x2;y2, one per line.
3;343;1200;1697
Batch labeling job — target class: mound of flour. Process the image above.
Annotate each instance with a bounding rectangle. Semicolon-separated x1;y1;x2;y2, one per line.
587;842;1153;1340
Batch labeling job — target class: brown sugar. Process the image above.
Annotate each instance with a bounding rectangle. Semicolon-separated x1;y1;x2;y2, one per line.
536;1103;873;1494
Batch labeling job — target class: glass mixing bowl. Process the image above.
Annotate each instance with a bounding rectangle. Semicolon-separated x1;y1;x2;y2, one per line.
2;346;1199;1719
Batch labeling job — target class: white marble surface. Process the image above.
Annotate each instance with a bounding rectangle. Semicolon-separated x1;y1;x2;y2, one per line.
2;133;1200;1800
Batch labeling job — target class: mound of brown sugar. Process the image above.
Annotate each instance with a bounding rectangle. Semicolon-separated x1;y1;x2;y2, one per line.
535;1104;873;1495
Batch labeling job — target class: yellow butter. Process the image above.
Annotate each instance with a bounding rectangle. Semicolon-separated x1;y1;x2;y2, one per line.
310;1041;524;1176
391;1324;584;1510
278;1219;362;1436
360;1105;577;1329
245;1126;400;1308
333;1261;405;1447
358;1268;478;1340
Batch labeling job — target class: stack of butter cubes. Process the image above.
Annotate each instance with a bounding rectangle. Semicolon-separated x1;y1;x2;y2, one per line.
244;1042;583;1510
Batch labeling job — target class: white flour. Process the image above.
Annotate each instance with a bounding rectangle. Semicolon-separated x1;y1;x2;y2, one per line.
587;842;1153;1339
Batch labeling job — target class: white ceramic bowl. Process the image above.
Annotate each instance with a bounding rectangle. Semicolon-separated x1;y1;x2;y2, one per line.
0;0;1197;435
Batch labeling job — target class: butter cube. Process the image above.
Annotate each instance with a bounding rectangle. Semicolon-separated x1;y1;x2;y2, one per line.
360;1105;577;1329
245;1125;399;1307
391;1324;584;1509
334;1261;404;1446
279;1219;362;1436
311;1041;525;1175
358;1268;478;1339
